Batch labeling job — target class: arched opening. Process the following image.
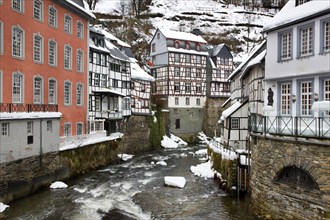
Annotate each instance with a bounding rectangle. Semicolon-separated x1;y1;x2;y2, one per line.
274;165;319;190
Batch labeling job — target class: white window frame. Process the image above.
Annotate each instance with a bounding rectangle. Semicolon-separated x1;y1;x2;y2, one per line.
298;23;314;58
174;82;180;92
320;18;330;54
300;80;313;116
174;67;180;77
48;39;57;66
196;84;201;93
1;123;9;136
64;122;72;137
278;29;292;61
64;44;72;70
48;78;57;104
12;25;25;59
185;97;190;105
0;21;3;55
185;83;191;93
27;121;33;135
174;53;180;62
12;0;24;13
33;76;43;104
76;49;84;72
33;0;43;22
33;33;43;63
196;98;200;106
231;118;239;129
64;81;72;105
64;14;72;34
12;72;24;103
76;83;83;106
175;97;179;105
77;21;84;39
280;82;291;115
48;5;57;28
76;122;83;135
95;96;101;111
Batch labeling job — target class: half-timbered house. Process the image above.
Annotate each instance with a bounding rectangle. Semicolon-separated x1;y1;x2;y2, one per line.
220;40;266;150
149;29;208;137
89;26;131;135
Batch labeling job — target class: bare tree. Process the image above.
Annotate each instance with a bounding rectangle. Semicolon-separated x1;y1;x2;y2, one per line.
86;0;100;10
117;0;130;16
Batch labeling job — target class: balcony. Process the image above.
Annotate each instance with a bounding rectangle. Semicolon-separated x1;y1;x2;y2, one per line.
0;103;58;113
249;114;330;140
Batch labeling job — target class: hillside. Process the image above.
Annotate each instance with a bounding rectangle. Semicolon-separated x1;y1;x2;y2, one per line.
92;0;279;60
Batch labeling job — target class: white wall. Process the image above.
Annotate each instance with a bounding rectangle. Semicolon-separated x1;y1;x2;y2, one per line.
168;96;206;108
150;30;168;57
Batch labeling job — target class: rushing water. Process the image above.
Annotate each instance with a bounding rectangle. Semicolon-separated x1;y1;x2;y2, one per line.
4;144;257;220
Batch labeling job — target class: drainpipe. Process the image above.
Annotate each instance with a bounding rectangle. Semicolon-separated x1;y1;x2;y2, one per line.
39;119;43;166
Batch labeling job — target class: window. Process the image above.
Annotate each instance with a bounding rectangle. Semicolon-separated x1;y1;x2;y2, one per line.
186;68;191;77
47;120;52;132
196;43;201;51
185;54;191;63
231;118;239;129
33;0;43;21
175;41;179;48
12;72;23;103
89;96;92;111
12;26;24;58
175;119;180;129
48;6;57;28
186;97;190;105
76;123;83;135
101;74;107;87
280;83;291;115
196;98;201;105
64;81;72;105
33;33;43;63
151;43;156;52
300;81;313;115
325;79;330;115
95;96;100;111
185;83;191;93
1;123;9;136
174;53;180;62
76;49;84;72
321;19;330;54
174;67;180;76
48;79;56;104
94;73;100;86
186;42;190;49
48;39;57;66
64;14;72;34
175;97;179;105
298;24;314;57
196;56;201;64
112;79;118;88
123;97;130;110
196;84;202;93
77;21;84;39
12;0;24;13
76;83;83;106
174;82;180;92
296;0;311;6
27;121;33;144
64;44;72;70
0;21;3;54
157;32;160;39
278;30;292;61
196;68;202;77
64;123;71;137
33;76;42;104
101;54;106;66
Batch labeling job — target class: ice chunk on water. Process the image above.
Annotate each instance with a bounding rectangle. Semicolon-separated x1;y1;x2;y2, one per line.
164;176;186;188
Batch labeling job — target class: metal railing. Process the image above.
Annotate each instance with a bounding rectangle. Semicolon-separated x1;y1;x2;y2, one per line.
250;114;330;139
0;103;58;113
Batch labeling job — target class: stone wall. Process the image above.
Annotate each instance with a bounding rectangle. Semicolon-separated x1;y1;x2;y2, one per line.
203;97;227;137
250;136;330;220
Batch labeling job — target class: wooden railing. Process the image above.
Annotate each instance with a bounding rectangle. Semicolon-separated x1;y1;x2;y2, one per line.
0;103;58;113
249;114;330;139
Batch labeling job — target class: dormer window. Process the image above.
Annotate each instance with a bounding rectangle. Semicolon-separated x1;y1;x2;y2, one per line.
93;37;98;46
157;32;160;39
185;41;190;50
196;43;201;51
296;0;311;6
175;40;180;49
99;39;104;47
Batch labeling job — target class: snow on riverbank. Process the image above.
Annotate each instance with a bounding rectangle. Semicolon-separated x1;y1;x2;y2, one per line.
0;203;9;213
190;161;214;179
118;154;134;161
161;134;187;148
50;181;68;189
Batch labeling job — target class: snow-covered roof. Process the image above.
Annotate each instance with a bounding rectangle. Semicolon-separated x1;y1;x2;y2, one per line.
130;58;155;82
210;44;225;57
89;38;109;53
66;0;96;19
0;112;62;120
160;29;207;43
100;29;131;48
92;87;126;96
221;97;232;108
228;40;266;80
239;49;266;79
263;0;330;32
168;47;209;56
221;101;245;119
105;40;130;62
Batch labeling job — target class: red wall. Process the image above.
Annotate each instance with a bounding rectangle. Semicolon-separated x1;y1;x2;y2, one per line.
0;0;89;136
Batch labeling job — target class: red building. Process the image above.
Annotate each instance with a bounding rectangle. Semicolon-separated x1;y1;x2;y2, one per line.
0;0;94;137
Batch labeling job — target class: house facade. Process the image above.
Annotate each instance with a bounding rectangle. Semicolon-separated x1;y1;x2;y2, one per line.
0;0;93;161
89;26;131;135
249;1;330;219
220;40;266;150
149;29;208;137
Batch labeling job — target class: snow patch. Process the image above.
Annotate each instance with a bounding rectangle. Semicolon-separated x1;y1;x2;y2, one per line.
190;161;214;179
50;181;68;189
156;161;167;166
118;154;134;161
0;203;9;213
164;176;186;188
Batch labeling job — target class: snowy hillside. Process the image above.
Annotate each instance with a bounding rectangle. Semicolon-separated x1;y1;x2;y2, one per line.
93;0;278;59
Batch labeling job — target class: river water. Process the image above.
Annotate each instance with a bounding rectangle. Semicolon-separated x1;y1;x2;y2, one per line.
4;144;257;220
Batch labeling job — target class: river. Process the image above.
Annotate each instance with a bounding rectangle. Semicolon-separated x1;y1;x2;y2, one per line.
4;144;257;219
